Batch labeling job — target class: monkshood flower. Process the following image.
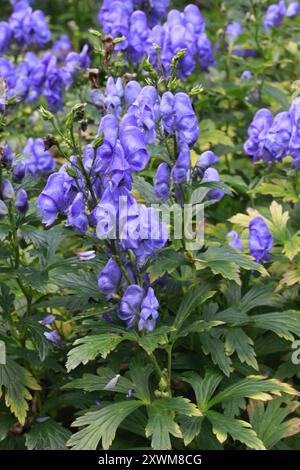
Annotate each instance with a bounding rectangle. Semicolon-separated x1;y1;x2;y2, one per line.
241;70;253;81
154;163;170;200
171;145;190;183
44;329;64;348
226;231;243;252
139;287;159;331
22;138;56;177
288;97;300;168
249;216;273;263
244;109;273;162
37;158;82;226
52;35;72;59
91;77;123;116
99;3;214;79
98;258;122;298
65;192;88;234
264;1;286;28
9;0;51;48
1;143;14;167
286;2;300;18
195;150;219;174
263;111;292;162
119;284;159;331
160;92;199;147
15;188;29;214
0;22;11;53
78;250;96;261
203;167;224;201
41;314;56;326
0;178;15;201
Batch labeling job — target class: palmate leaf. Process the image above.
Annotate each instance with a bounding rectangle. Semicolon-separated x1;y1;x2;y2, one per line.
179;415;204;446
171;283;215;336
145;397;200;450
248;398;300;449
206;410;265;450
53;270;102;300
63;368;134;395
195;246;268;284
182;370;223;412
225;328;258;370
0;415;15;442
250;310;300;341
147;251;188;283
139;326;174;354
0;358;41;425
208;376;295;409
200;334;232;377
66;334;125;372
68;401;143;450
25;419;71;450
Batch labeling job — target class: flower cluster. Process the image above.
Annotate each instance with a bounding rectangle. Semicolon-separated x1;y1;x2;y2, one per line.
98;3;215;79
227;216;273;264
98;0;170;33
264;1;300;28
0;45;90;112
244;98;300;169
37;74;219;332
0;0;51;53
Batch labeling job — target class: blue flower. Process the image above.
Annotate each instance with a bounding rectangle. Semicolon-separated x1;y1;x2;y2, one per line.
160;92;199;147
98;259;122;298
119;284;144;329
249;216;273;263
1;179;15;201
66;192;88;234
139;287;159;332
44;329;64;348
0;22;11;54
264;1;286;28
172;145;190;183
155;163;170;200
22;138;56;177
15;188;29;214
226;231;243;252
203;167;224;201
286;2;300;18
1;143;14;167
244;109;273;162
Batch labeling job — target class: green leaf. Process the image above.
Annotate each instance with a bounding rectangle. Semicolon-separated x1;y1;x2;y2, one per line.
176;320;223;339
248;398;300;449
206;410;265;450
179;416;204;446
250;310;300;341
25;419;71;450
171;284;215;334
25;320;52;362
66;334;125;372
148;251;188;283
200;335;232;377
225;328;258;370
139;326;174;354
208;376;295;409
0;415;15;442
68;401;143;450
145;402;181;450
195;247;268;284
182;370;223;412
63;369;133;394
0;358;41;425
